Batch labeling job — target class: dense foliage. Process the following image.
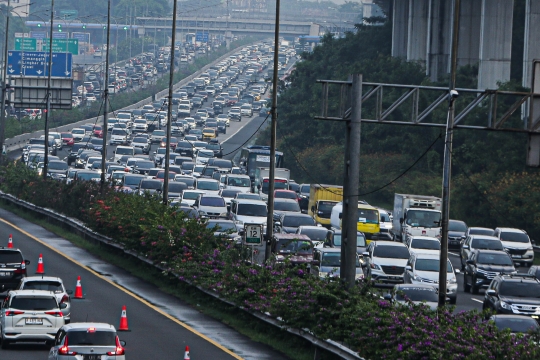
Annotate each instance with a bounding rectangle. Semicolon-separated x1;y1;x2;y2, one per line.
1;164;540;359
259;20;540;239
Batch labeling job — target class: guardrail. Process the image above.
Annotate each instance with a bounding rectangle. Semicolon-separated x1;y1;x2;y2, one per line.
4;43;250;153
0;191;363;360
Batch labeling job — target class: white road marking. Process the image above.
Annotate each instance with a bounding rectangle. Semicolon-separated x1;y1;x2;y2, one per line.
449;252;460;257
471;298;483;304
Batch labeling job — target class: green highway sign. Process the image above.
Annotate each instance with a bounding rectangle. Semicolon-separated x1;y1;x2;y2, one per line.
42;39;79;54
14;38;37;51
244;224;263;245
59;10;78;20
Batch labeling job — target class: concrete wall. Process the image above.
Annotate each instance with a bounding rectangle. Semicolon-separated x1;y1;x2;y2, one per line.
392;0;409;58
523;0;540;89
407;0;430;66
426;0;452;81
457;0;481;68
478;0;514;89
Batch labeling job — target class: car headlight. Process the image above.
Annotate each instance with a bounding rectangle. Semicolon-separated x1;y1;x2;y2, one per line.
500;301;512;310
235;220;243;225
448;277;457;284
370;263;380;270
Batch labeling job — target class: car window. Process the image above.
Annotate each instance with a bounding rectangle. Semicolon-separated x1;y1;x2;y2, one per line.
10;296;58;310
282;216;315;227
395;288;438;302
471;238;503;250
414;259;453;272
411;239;440;250
237;204;267;217
477;253;513;266
274;201;300;212
499;282;540;297
0;251;23;263
500;231;530;243
22;281;63;293
66;330;116;346
373;245;410;259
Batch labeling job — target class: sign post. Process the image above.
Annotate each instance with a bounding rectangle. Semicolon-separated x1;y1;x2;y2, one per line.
244;224;263;264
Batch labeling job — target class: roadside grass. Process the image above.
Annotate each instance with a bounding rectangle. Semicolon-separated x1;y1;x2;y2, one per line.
0;201;339;360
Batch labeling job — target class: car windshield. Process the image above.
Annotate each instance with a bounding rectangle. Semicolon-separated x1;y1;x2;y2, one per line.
124;175;144;185
238;204;267;217
183;192;202;200
411;239;440;250
318;201;336;213
136;161;154;169
500;231;530;243
176;178;195;187
414;259;453;272
213;160;232;169
282;215;315;228
116;147;134;155
153;131;166;137
373;245;410;259
0;251;22;263
66;330;116;346
10;296;58;310
208;221;236;232
275;191;296;199
477;253;513;266
499;282;540;298
300;185;310;193
201;197;225;207
470;228;495;236
301;228;328;241
237;193;260;200
198;181;219;190
380;212;391;222
471;238;504;250
141;181;162;190
77;173;101;181
23;281;63;293
405;210;441;228
278;240;313;255
227;177;251;187
274;201;300;212
357;209;379;224
332;234;366;247
493;317;540;333
449;220;467;232
168;183;187;193
221;190;240;197
395;288;438;302
182;163;195;171
322;252;360;267
48;162;68;170
133;137;147;143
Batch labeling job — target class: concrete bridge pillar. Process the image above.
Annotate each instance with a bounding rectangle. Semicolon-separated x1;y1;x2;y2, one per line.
392;0;409;58
478;0;514;89
407;0;430;66
426;0;452;81
457;0;481;68
523;0;540;88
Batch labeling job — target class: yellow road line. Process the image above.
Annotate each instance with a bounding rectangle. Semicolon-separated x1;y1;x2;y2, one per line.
0;217;243;360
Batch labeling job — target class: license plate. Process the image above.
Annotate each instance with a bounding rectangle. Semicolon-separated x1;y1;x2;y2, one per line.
512;255;522;258
84;356;102;360
0;272;8;276
532;315;539;319
521;306;535;310
25;318;43;325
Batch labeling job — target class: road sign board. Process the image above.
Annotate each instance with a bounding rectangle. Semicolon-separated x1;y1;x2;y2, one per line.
60;10;78;19
244;224;263;245
14;38;38;51
42;39;79;55
52;32;68;39
7;51;73;78
196;32;209;42
30;31;47;40
72;32;90;43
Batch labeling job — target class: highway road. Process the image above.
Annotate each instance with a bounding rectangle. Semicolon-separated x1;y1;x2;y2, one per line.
0;209;287;359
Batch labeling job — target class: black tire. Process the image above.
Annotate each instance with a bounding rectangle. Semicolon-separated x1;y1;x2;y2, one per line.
464;273;471;293
471;276;479;295
449;297;457;305
1;337;9;350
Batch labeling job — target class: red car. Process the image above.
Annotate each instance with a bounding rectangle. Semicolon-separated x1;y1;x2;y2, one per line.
274;189;299;202
93;125;103;138
61;132;75;146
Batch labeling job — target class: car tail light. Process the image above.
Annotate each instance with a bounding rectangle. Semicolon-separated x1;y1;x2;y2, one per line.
61;294;69;303
58;336;78;355
14;261;27;275
45;311;63;317
107;336;125;356
5;310;25;316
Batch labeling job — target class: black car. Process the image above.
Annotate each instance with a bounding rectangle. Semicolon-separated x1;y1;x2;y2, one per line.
216;120;227;134
213;102;224;115
67;143;88;166
205;141;223;158
484;274;540;319
0;248;30;292
175;140;194;157
448;219;468;250
274;213;316;234
464;249;516;294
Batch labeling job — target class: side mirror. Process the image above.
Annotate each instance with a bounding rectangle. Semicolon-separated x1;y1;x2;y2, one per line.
338;213;342;219
120;340;127;346
399;217;404;224
312;260;320;266
274;221;282;227
383;293;392;301
454;269;460;274
486;289;498;297
60;303;68;309
25;260;31;265
462;245;469;249
466;259;474;265
362;252;370;257
405;265;412;271
311;206;315;213
66;290;73;295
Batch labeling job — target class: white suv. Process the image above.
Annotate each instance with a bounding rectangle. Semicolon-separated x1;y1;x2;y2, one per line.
48;322;126;359
362;241;410;284
1;290;66;348
493;227;534;267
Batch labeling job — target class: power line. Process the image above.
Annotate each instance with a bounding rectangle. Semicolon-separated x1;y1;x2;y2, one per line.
221;112;270;156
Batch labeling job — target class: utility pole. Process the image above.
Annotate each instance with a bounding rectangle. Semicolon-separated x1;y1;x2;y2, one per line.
43;0;55;179
264;0;280;261
163;0;178;204
438;0;460;308
0;0;11;164
100;0;112;190
341;75;361;289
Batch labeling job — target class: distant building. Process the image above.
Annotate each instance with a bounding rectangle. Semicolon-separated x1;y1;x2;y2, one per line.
2;0;31;18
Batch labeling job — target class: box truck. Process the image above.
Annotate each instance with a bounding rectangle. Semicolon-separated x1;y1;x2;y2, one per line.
308;184;343;228
392;194;442;243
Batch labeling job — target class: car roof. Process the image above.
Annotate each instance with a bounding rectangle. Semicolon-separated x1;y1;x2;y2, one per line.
469;235;500;241
394;284;435;290
410;236;439;241
62;322;117;331
22;276;64;282
282;212;312;218
373;241;407;248
299;225;326;231
411;253;441;260
233;199;267;205
274;198;298;204
316;248;342;254
471;249;508;255
496;227;526;233
8;289;56;297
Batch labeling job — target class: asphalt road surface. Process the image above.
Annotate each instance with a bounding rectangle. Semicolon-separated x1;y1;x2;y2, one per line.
0;209;287;360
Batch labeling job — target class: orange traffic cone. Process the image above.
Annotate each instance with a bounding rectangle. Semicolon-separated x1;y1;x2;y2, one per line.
74;276;84;299
7;234;13;248
184;346;190;360
118;305;129;331
35;254;45;274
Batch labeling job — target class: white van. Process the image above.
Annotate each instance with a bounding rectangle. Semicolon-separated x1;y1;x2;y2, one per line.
114;145;135;162
224;174;251;193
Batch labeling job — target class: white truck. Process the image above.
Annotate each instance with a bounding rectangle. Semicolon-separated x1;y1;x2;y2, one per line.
392;194;442;243
253;167;290;201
